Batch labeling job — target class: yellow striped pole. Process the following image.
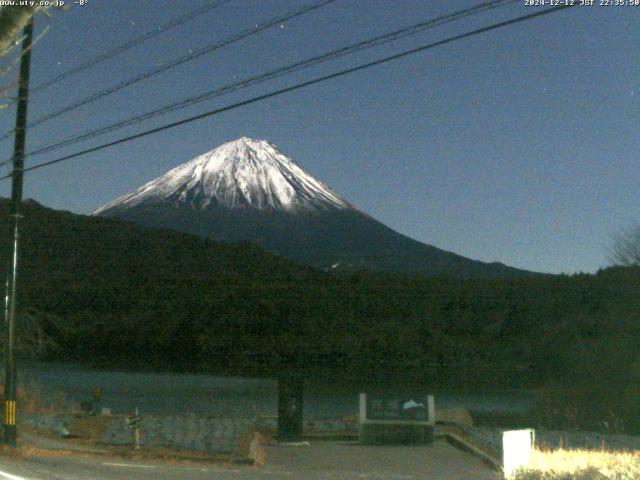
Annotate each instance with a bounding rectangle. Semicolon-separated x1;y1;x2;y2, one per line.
3;400;16;427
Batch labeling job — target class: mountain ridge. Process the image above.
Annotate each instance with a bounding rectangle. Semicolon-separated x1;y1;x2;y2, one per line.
95;138;543;278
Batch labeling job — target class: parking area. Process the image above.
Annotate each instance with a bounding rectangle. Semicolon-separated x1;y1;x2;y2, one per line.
264;440;500;480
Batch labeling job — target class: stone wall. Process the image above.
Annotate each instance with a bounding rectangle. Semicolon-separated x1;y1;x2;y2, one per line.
359;423;434;445
21;413;358;453
21;413;254;453
256;416;357;434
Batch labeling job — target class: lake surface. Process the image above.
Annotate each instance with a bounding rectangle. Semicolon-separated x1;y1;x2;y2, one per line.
17;361;533;418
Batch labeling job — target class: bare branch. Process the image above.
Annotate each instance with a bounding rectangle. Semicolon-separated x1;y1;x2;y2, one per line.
0;6;40;56
609;225;640;266
0;12;49;112
1;25;48;76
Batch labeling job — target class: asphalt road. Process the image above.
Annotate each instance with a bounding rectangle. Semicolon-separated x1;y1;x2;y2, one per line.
264;440;500;480
0;455;259;480
0;440;499;479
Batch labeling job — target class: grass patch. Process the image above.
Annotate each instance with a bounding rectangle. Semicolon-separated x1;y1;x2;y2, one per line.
0;380;78;414
512;448;640;480
68;415;115;439
106;446;241;465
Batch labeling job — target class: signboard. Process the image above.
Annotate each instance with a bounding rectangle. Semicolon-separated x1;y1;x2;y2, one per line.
366;396;429;422
359;393;435;425
359;393;435;445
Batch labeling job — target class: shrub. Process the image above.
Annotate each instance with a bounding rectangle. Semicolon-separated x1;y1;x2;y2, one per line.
0;380;76;413
532;338;640;434
511;448;640;480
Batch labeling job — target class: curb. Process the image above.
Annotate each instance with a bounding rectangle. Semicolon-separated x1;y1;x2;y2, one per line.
435;425;502;470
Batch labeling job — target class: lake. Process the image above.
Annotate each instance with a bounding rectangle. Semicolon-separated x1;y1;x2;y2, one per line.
17;361;533;418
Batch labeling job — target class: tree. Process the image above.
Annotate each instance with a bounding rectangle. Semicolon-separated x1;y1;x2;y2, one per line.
0;6;39;55
609;225;640;266
0;6;55;111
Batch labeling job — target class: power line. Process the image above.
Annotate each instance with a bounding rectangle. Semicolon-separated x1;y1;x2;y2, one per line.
30;0;233;94
23;0;518;160
0;5;576;183
0;0;337;143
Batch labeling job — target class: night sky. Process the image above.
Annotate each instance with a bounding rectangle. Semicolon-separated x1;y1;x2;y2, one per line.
0;0;637;274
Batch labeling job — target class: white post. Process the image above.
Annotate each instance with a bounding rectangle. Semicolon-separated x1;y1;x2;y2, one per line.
359;393;367;424
134;406;140;450
427;395;435;426
503;429;535;478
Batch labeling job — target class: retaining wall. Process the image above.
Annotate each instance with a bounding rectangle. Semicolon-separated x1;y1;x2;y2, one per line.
21;413;358;453
21;413;254;453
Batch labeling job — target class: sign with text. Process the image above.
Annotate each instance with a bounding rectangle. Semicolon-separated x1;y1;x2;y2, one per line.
366;396;428;421
360;393;435;425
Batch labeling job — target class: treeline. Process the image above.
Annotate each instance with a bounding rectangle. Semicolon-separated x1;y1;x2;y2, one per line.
2;199;640;431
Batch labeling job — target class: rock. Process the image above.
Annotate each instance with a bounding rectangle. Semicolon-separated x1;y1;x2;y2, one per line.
55;424;70;437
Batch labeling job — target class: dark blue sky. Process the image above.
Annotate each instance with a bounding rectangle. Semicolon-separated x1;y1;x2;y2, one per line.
0;0;637;274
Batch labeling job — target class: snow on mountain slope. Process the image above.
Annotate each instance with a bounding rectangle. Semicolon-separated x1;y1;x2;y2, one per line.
94;137;351;215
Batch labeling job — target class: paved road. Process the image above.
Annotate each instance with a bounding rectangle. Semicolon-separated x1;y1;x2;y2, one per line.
0;440;499;479
264;440;499;480
0;455;258;480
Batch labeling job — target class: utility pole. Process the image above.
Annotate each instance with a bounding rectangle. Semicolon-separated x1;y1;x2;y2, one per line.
3;18;34;447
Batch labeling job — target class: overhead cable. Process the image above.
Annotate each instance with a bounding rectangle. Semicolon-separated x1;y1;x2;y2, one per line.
0;0;338;143
24;0;518;159
30;0;233;94
0;5;576;182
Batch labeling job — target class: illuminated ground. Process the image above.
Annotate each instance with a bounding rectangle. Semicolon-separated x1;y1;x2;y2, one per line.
0;439;498;480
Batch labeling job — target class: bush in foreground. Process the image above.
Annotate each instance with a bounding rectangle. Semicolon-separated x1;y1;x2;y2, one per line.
0;381;76;413
532;334;640;434
512;448;640;480
512;468;605;479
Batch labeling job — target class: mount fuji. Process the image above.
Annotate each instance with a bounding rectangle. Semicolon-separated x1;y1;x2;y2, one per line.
95;137;534;277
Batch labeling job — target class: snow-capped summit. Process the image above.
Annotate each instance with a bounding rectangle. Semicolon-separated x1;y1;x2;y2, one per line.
94;138;350;215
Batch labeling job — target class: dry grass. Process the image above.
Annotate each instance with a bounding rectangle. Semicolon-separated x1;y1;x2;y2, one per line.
237;430;266;466
513;448;640;480
0;442;241;466
0;381;78;414
106;446;240;465
67;415;115;439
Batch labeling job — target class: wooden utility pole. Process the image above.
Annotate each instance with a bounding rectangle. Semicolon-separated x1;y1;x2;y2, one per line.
3;17;33;447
